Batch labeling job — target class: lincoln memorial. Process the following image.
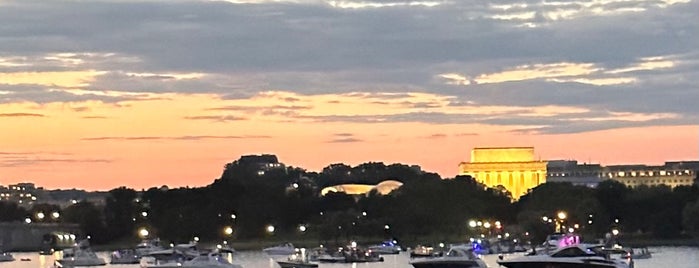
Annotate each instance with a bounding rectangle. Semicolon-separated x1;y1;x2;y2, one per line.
458;147;547;200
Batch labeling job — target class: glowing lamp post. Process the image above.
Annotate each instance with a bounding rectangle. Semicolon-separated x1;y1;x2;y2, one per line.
138;227;149;239
556;211;567;233
223;226;234;236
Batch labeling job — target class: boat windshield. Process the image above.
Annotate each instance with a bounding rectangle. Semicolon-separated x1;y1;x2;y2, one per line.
551;247;597;258
446;248;475;259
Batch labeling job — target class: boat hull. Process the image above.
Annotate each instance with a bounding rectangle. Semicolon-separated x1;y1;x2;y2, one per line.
497;260;623;268
411;260;483;268
276;261;318;268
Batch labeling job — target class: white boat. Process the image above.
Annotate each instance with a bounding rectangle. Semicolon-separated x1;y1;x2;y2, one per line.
410;246;487;268
0;251;14;262
182;253;242;268
263;243;295;255
140;246;200;268
410;245;438;258
368;240;402;254
497;244;633;268
110;249;141;264
135;239;165;257
140;250;187;268
277;248;317;268
56;240;107;267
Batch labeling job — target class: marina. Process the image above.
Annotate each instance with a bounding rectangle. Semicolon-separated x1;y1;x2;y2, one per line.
0;246;696;268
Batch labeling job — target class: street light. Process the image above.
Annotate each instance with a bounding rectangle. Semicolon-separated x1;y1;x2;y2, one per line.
557;211;567;220
469;220;477;228
266;225;275;234
51;211;60;219
36;212;45;220
223;226;234;236
138;227;149;238
298;225;307;232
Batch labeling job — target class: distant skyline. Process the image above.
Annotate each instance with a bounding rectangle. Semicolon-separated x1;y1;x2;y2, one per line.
1;0;697;191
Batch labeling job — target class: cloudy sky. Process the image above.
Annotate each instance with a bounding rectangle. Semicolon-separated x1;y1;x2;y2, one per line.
1;0;697;190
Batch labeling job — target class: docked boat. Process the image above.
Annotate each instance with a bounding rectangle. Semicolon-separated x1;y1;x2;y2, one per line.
110;249;141;264
497;244;633;268
629;247;651;259
410;245;438;258
263;243;295;256
315;249;345;263
277;248;318;268
181;252;242;268
368;240;402;254
343;246;383;263
410;245;487;268
135;239;165;257
0;251;14;262
276;260;318;268
55;240;106;267
140;245;201;268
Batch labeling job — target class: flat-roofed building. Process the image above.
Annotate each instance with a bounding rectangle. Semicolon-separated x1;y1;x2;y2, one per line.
603;161;699;188
547;160;604;188
458;147;547;200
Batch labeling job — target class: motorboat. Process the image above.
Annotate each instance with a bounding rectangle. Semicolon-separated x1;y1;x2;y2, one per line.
140;247;197;268
368;240;402;254
55;240;107;267
262;243;295;255
276;260;318;268
0;251;14;262
343;246;383;263
135;239;165;257
410;245;438;258
629;247;652;259
315;249;345;263
497;244;633;268
410;245;487;268
276;248;318;268
181;252;242;268
140;242;201;268
110;249;141;264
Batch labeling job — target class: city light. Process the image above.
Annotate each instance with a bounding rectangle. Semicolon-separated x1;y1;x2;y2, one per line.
557;211;567;220
24;218;31;224
36;212;45;220
612;229;620;236
51;211;60;219
469;220;477;228
138;227;149;238
384;224;390;230
223;226;234;236
141;211;148;217
266;225;275;233
298;225;307;232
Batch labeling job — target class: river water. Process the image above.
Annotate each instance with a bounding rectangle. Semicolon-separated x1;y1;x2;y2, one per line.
1;246;698;268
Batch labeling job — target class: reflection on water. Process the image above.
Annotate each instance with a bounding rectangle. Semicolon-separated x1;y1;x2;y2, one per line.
1;246;697;268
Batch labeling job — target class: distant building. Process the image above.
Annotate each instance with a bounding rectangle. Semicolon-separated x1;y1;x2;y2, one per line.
0;183;40;207
234;154;285;176
602;161;699;188
458;147;547;200
320;180;403;196
547;160;604;188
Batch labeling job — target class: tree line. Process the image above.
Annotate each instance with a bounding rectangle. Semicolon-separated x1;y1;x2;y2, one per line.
2;158;699;247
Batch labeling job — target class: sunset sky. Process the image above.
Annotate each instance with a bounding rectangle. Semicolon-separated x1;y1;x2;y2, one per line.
1;0;697;191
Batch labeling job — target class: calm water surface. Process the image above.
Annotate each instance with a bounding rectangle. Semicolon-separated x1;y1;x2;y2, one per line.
1;247;697;268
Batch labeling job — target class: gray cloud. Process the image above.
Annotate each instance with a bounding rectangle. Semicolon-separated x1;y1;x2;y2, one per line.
0;151;110;167
183;115;247;122
327;137;364;143
0;0;696;133
81;135;271;141
0;112;44;117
